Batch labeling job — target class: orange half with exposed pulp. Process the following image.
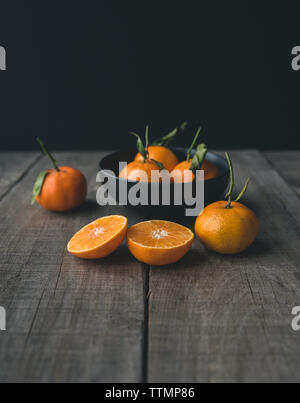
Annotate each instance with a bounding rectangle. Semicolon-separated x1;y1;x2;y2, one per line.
127;220;194;266
68;215;128;259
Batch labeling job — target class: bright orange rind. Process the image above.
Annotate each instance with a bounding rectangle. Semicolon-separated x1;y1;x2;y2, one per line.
127;220;194;266
68;215;128;259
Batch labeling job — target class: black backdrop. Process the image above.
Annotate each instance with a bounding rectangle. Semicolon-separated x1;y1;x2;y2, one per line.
0;0;299;151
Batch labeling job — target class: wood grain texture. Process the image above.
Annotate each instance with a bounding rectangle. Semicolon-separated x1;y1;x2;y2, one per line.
0;152;40;201
148;150;300;383
1;151;300;383
265;152;300;198
0;152;146;383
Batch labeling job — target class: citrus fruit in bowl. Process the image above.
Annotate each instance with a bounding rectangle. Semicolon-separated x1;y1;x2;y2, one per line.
99;148;230;212
134;145;179;173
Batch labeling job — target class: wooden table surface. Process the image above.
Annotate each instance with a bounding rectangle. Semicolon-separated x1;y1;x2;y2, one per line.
0;150;300;383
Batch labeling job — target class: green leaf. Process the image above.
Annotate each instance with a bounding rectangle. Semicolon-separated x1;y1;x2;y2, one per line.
187;127;202;161
153;121;188;147
129;131;148;160
190;143;208;172
150;159;165;170
36;137;60;172
31;170;48;205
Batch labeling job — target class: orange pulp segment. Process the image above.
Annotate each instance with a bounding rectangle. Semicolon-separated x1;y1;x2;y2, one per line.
127;220;194;266
68;215;128;259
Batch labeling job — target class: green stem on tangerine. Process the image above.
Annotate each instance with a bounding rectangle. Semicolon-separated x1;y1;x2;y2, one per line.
225;152;234;208
186;127;202;162
36;137;60;172
130;131;148;162
225;152;251;208
129;127;163;170
189;143;208;173
145;125;150;154
235;177;251;202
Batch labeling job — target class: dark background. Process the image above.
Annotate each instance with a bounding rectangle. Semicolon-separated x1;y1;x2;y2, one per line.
0;0;299;151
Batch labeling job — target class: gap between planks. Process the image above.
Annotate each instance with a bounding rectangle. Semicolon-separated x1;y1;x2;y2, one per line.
142;264;150;383
0;152;146;382
146;150;300;383
2;150;299;382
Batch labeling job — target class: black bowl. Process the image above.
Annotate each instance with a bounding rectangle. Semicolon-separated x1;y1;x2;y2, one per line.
99;148;229;218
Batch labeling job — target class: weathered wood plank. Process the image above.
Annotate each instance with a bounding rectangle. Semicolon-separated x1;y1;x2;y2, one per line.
265;152;300;198
0;152;40;201
148;150;300;383
0;152;146;383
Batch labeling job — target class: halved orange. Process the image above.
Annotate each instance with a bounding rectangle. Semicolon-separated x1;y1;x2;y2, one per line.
127;220;194;266
68;215;128;259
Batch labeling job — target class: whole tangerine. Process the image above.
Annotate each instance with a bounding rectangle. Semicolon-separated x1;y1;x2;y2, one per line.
132;123;187;173
120;126;165;182
195;201;259;254
172;158;219;182
195;152;259;254
171;127;219;182
135;145;179;172
119;159;162;182
32;138;87;212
